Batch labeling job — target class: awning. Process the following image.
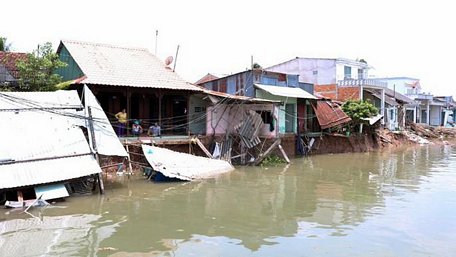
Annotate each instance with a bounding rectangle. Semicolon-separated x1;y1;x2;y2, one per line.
255;84;317;99
361;114;383;125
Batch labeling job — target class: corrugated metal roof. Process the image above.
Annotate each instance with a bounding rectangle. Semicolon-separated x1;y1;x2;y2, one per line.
194;73;219;85
202;88;281;104
0;155;101;189
0;111;101;189
0;90;122;189
255;84;317;99
83;86;128;157
384;88;413;104
365;88;413;106
142;145;234;181
312;101;352;129
0;90;83;110
235;110;264;148
60;40;202;91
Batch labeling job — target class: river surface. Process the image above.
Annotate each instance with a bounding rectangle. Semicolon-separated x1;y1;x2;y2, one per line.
1;144;456;257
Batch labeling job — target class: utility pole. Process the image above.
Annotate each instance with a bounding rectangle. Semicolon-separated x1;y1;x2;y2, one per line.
88;106;104;194
155;30;158;56
173;45;180;72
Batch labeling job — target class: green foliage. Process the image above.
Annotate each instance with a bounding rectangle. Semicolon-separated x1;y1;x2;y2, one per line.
0;37;11;51
16;42;67;91
342;99;378;122
261;154;287;166
55;80;75;90
252;63;262;69
0;84;12;92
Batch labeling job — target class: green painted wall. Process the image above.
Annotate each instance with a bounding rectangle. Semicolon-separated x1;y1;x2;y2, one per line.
56;45;84;81
256;90;297;134
189;95;207;135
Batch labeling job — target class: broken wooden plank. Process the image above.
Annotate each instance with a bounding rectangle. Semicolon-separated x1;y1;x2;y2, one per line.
278;144;290;163
254;138;281;166
194;138;213;158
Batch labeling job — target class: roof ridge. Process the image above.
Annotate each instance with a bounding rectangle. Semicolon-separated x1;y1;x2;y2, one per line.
61;39;149;52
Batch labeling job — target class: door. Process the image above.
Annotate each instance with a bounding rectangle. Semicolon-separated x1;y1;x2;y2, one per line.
285;103;295;133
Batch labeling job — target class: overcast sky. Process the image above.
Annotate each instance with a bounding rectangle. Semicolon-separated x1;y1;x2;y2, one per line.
2;0;454;97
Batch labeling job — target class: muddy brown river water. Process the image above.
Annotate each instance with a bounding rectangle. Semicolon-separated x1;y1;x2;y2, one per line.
1;144;456;256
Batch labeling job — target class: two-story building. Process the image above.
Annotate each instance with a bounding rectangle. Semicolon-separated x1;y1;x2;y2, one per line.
267;58;413;130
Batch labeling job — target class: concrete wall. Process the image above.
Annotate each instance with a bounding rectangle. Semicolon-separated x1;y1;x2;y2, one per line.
429;105;442;126
335;62;366;81
376;78;421;95
267;59;337;85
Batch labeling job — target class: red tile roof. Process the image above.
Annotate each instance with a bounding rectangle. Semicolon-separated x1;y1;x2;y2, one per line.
0;51;28;79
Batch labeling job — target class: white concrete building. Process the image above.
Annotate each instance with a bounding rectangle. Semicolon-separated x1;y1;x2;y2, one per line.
267;58;412;130
267;57;371;86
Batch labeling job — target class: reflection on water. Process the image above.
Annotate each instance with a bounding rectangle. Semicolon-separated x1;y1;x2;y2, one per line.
1;145;456;256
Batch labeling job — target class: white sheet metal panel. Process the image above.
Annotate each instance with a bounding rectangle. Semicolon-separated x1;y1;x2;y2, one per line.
34;183;70;200
61;40;202;91
361;114;384;125
0;155;101;189
0;95;101;189
83;85;128;157
142;144;234;181
254;84;318;99
0;90;82;110
0;112;91;162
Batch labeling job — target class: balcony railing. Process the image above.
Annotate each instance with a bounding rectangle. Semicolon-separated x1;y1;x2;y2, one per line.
337;79;387;88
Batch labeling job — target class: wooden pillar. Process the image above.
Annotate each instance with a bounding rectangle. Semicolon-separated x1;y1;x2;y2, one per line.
158;90;162;127
186;95;190;134
126;87;131;136
304;100;308;133
426;101;430;125
381;89;385;125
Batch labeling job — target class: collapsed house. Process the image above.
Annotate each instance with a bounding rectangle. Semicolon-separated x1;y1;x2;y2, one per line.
0;86;127;207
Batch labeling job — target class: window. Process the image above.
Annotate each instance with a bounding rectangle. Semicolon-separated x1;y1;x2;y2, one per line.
194;107;206;113
358;69;364;79
344;66;352;79
256;110;272;124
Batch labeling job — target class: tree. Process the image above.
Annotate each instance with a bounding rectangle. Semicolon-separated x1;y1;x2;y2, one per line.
252;62;262;70
342;99;378;122
0;37;12;51
16;42;67;91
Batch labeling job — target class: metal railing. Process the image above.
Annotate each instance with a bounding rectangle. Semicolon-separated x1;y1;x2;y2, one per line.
337;79;387;87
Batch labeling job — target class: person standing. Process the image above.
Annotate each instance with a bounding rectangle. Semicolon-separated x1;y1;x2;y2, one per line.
115;108;127;136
